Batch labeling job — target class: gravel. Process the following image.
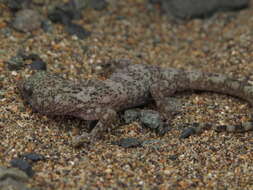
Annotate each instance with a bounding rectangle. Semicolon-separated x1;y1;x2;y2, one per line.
0;0;252;189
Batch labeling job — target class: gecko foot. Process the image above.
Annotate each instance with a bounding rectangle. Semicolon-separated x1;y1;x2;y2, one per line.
72;121;106;147
72;132;92;147
73;109;118;147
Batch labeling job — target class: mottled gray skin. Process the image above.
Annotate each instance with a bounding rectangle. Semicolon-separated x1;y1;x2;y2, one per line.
20;63;253;145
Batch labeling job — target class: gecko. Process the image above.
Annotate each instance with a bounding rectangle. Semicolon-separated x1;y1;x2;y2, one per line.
19;63;253;146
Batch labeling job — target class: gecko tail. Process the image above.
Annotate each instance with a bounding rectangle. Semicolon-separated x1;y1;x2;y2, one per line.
183;70;253;106
180;122;253;138
215;121;253;133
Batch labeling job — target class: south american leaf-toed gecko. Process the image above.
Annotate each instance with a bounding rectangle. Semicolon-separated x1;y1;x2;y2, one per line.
19;63;253;146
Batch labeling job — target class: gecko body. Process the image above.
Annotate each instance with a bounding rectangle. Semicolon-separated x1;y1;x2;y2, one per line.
20;63;253;144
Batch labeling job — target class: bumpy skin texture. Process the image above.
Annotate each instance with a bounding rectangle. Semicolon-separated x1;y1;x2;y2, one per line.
19;63;253;145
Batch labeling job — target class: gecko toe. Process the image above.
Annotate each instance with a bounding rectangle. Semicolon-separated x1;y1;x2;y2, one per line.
72;132;93;147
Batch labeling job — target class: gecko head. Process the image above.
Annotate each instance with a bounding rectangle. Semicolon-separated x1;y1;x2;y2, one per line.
19;71;63;113
20;72;42;99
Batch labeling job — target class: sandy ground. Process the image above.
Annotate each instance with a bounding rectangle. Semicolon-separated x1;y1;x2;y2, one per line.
0;0;253;189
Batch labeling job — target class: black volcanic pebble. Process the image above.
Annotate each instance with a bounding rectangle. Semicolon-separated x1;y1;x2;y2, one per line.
64;22;91;39
20;153;45;162
112;138;142;148
10;158;34;177
150;0;249;19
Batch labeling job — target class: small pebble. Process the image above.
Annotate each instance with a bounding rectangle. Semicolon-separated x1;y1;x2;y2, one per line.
123;109;140;124
0;177;31;190
64;22;91;39
168;155;178;161
5;0;29;11
0;166;28;181
156;124;171;136
48;7;73;24
112;137;142;148
180;127;196;139
29;58;47;71
139;109;163;129
89;0;108;10
41;20;54;33
22;53;47;71
20;153;45;162
5;55;24;70
10;159;34;177
12;9;43;32
156;0;249;19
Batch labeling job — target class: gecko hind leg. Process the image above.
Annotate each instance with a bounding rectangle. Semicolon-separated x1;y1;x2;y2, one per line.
72;108;118;147
150;81;182;121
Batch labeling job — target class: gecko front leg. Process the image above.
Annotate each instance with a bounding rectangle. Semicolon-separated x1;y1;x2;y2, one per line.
72;108;117;147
